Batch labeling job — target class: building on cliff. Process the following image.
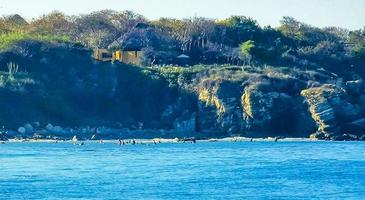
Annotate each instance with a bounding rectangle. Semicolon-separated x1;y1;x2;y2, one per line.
93;23;151;65
93;48;142;65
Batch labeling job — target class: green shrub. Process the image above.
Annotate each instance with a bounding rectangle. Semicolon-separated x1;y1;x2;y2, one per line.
0;31;70;51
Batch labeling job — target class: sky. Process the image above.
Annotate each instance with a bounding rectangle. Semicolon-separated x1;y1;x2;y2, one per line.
0;0;364;30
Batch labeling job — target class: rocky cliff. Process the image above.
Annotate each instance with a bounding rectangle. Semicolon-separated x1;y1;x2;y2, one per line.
0;41;364;140
301;84;365;140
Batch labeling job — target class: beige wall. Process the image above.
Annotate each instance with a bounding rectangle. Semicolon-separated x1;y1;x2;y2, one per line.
94;49;142;65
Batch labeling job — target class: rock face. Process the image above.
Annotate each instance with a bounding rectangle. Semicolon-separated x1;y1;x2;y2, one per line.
196;78;364;139
240;83;317;136
301;84;363;139
0;133;7;141
196;75;316;137
173;114;196;133
197;79;245;136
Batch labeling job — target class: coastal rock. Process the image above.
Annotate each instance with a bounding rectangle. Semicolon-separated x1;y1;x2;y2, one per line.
17;127;26;134
350;118;365;128
241;85;285;133
32;133;46;139
345;80;363;96
174;114;196;133
344;118;365;135
5;130;19;138
241;83;315;137
45;123;54;131
52;126;64;134
301;84;360;137
331;134;358;141
32;122;41;128
197;79;244;135
0;133;7;141
24;123;34;134
196;75;316;137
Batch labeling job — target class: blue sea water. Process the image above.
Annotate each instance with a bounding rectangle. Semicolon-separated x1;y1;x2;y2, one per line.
1;141;365;200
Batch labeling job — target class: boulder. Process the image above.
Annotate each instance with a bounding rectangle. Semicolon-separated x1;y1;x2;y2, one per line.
45;123;54;131
17;127;26;134
5;130;19;138
345;80;363;95
32;122;41;128
33;133;46;139
52;126;64;134
332;134;358;141
24;123;34;134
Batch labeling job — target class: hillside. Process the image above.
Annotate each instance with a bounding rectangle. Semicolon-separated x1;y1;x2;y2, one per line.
0;11;364;140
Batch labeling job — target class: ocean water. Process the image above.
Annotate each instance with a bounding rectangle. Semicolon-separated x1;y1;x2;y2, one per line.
1;141;365;200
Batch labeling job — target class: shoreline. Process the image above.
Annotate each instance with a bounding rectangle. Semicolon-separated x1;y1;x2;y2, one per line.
1;137;320;144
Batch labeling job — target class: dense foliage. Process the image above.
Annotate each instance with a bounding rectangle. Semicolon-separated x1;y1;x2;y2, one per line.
0;11;364;79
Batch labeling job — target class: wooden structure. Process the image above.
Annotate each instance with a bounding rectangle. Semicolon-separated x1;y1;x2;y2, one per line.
93;49;113;62
93;48;142;65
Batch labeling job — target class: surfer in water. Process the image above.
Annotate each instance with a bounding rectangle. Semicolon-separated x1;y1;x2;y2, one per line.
72;136;78;145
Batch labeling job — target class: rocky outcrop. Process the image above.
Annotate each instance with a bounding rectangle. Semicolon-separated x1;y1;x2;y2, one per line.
301;84;362;138
196;75;316;137
0;133;7;141
197;79;244;135
241;83;315;136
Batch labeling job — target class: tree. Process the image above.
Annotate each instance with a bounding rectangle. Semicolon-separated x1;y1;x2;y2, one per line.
0;15;28;33
28;11;74;36
239;40;255;65
110;10;146;34
348;28;365;58
74;10;120;48
215;16;260;46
